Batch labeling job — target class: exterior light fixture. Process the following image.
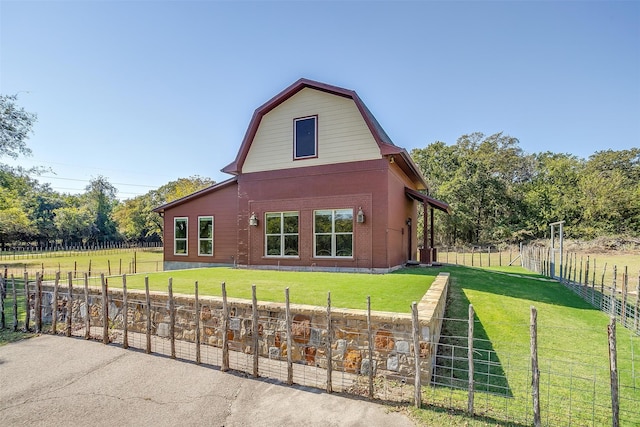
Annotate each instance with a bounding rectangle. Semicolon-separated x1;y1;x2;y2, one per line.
357;207;365;223
249;212;258;227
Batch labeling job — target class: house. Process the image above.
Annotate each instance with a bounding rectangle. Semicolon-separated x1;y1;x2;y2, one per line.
153;78;449;272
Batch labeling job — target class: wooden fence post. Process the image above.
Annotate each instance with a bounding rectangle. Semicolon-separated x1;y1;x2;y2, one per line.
66;272;73;337
326;291;332;393
0;273;5;330
608;317;619;427
195;281;200;364
23;272;30;332
101;274;109;344
285;287;293;385
468;304;475;415
367;296;374;399
145;276;151;354
83;273;90;340
122;274;128;348
531;306;541;427
52;272;59;334
221;281;229;372
35;272;42;333
11;275;18;331
411;301;421;409
169;278;175;359
252;284;258;377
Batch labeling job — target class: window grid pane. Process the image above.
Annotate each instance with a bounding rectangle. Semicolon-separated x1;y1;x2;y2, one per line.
198;217;213;256
265;212;299;257
314;209;353;258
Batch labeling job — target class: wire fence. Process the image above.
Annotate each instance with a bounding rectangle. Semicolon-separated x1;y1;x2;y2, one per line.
521;244;640;336
2;270;639;426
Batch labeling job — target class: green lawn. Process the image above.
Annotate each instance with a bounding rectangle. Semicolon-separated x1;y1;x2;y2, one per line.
409;265;640;426
118;267;434;313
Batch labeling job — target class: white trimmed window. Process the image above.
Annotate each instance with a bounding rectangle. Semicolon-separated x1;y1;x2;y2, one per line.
314;209;353;258
174;217;188;255
294;116;317;159
265;212;299;257
198;216;213;256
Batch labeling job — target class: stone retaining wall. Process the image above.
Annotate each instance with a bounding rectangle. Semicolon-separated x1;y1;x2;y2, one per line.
37;272;449;382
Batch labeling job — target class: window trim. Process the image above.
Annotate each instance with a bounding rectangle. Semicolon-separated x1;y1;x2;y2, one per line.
197;216;214;257
173;217;188;256
313;209;354;259
293;115;318;160
264;211;299;258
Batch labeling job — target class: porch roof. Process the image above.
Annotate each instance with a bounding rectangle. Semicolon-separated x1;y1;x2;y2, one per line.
405;187;451;214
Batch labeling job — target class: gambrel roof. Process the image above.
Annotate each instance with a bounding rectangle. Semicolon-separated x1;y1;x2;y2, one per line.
221;78;427;189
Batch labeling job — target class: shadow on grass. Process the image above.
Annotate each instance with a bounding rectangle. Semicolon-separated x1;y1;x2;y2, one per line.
394;266;516;398
394;264;597;311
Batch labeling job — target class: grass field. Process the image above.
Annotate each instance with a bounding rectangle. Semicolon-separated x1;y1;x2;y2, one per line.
111;268;434;313
410;265;640;426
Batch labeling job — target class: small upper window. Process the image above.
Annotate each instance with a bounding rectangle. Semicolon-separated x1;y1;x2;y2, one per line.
294;116;317;159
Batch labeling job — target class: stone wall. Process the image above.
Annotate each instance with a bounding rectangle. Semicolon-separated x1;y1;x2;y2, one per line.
38;272;449;382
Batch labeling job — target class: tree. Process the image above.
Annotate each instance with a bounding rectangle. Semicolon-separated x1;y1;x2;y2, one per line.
0;94;37;161
53;206;93;245
83;176;119;243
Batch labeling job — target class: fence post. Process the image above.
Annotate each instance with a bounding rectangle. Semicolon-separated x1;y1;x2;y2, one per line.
635;271;640;333
194;281;200;364
66;272;73;337
411;301;421;408
12;275;18;331
24;272;30;332
0;273;5;330
285;287;293;385
52;272;59;334
101;274;109;344
169;278;175;359
608;317;619;427
367;296;374;399
252;284;258;377
611;266;618;318
221;281;229;372
468;304;475;415
35;272;42;333
122;274;128;348
531;306;541;427
145;276;151;354
326;291;333;393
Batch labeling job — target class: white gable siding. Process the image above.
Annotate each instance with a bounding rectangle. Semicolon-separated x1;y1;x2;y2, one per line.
242;88;382;173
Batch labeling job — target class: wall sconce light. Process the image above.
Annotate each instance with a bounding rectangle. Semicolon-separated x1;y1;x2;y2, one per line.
357;207;365;223
389;155;395;164
249;212;258;227
406;218;412;227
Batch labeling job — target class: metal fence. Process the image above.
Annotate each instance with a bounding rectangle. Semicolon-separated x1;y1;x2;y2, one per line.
521;245;640;335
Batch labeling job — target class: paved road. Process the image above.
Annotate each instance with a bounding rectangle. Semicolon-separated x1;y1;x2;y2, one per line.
0;335;414;426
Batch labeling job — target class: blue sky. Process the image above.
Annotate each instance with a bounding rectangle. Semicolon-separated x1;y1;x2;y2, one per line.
2;0;639;199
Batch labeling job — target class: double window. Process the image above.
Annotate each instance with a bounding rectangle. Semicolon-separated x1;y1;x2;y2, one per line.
265;212;299;257
314;209;353;258
198;216;213;256
174;217;188;255
294;116;317;159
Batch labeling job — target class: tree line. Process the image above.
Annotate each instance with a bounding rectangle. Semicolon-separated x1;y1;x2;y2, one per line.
2;95;638;248
412;132;639;245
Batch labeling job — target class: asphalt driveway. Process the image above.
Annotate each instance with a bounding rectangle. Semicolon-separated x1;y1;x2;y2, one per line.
0;335;414;426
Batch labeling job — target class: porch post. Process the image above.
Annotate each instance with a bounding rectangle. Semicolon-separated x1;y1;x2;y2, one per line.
430;206;436;262
421;202;429;264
